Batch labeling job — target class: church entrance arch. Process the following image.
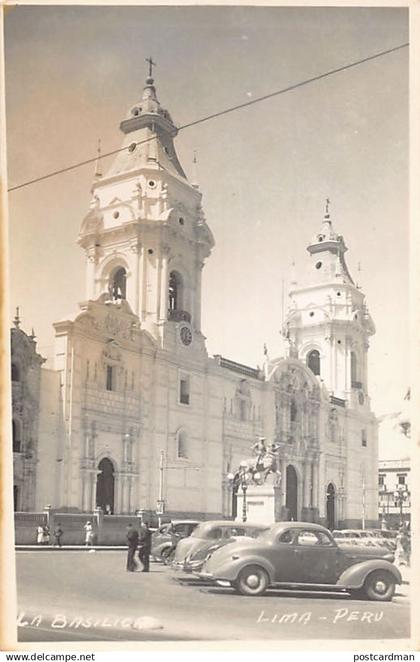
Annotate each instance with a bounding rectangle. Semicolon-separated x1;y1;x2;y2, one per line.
96;458;115;513
286;465;298;521
326;483;336;530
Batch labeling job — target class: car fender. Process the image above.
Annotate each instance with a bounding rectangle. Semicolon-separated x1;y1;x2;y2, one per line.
230;555;276;583
337;560;402;589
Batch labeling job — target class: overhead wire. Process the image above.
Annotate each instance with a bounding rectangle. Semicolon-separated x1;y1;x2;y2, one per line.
7;42;408;193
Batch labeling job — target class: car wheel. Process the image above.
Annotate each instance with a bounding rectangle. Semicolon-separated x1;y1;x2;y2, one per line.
236;565;269;597
363;570;396;602
161;547;175;565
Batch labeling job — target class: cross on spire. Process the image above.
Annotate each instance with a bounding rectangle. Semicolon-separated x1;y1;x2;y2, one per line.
145;56;156;78
325;197;331;216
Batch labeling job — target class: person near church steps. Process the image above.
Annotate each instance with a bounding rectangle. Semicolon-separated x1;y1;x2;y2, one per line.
84;520;94;547
53;523;63;547
138;522;152;572
126;524;139;572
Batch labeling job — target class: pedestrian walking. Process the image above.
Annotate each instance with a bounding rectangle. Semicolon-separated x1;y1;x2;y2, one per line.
37;525;44;545
84;520;94;547
53;523;63;547
42;524;50;545
126;524;139;572
138;521;152;572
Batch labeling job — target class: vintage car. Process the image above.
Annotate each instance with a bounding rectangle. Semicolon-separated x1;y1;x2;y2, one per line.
198;522;401;600
172;520;268;573
151;520;200;563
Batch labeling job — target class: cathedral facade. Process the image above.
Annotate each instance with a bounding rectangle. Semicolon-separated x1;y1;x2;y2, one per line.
11;73;379;528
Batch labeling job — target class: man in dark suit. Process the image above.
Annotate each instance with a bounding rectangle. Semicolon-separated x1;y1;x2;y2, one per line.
126;524;139;572
138;522;152;572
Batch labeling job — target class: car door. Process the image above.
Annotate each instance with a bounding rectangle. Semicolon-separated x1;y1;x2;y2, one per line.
290;529;339;584
268;529;303;582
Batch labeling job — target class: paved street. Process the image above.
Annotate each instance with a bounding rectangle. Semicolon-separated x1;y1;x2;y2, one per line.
16;551;410;642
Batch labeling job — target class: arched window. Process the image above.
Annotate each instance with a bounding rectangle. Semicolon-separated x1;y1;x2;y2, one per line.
109;267;127;300
307;350;320;376
177;430;188;459
351;352;358;384
290;398;297;422
12;420;21;453
168;271;183;312
11;363;20;382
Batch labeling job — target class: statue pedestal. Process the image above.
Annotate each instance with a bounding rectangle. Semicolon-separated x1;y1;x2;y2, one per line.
236;484;282;525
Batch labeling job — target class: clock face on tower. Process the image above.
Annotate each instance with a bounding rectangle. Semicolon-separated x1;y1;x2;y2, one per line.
180;325;192;346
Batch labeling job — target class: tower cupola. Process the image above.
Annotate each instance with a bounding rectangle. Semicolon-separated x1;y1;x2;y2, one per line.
305;200;354;286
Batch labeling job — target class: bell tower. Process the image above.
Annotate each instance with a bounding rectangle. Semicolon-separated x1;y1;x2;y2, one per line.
284;201;375;409
78;62;214;346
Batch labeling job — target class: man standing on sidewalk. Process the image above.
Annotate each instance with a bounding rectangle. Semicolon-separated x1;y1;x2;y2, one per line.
138;522;152;572
126;524;139;572
53;523;63;548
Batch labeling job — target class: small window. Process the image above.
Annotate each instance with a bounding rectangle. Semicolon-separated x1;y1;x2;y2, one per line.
228;527;246;537
307;349;320;376
296;531;319;546
177;430;188;459
110;267;126;300
239;399;247;421
169;271;183;312
278;530;294;544
361;430;367;447
180;377;190;405
379;475;385;486
290;397;297;422
12;420;21;453
106;365;114;391
297;530;332;546
398;475;406;485
11;363;20;382
208;527;223;540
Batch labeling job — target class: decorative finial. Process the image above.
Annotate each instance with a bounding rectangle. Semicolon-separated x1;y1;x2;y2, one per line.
30;327;36;340
145;56;156;81
94;138;102;179
325;197;330;218
192;150;199;188
13;306;20;329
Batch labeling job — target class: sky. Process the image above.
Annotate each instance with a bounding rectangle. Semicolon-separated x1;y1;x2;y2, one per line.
5;6;409;452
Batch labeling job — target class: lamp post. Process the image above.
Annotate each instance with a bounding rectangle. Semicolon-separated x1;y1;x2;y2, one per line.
227;461;258;523
156;449;201;526
393;486;409;526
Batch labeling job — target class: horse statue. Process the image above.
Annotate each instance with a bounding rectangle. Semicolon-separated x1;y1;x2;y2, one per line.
232;438;282;487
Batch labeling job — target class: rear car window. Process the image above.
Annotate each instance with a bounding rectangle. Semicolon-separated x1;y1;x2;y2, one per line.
207;527;223;540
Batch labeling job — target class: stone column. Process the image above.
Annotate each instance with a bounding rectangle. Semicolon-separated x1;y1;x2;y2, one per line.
303;461;311;508
159;249;169;321
115;474;121;514
127;477;132;514
89;472;96;511
280;458;287;506
312;460;319;509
